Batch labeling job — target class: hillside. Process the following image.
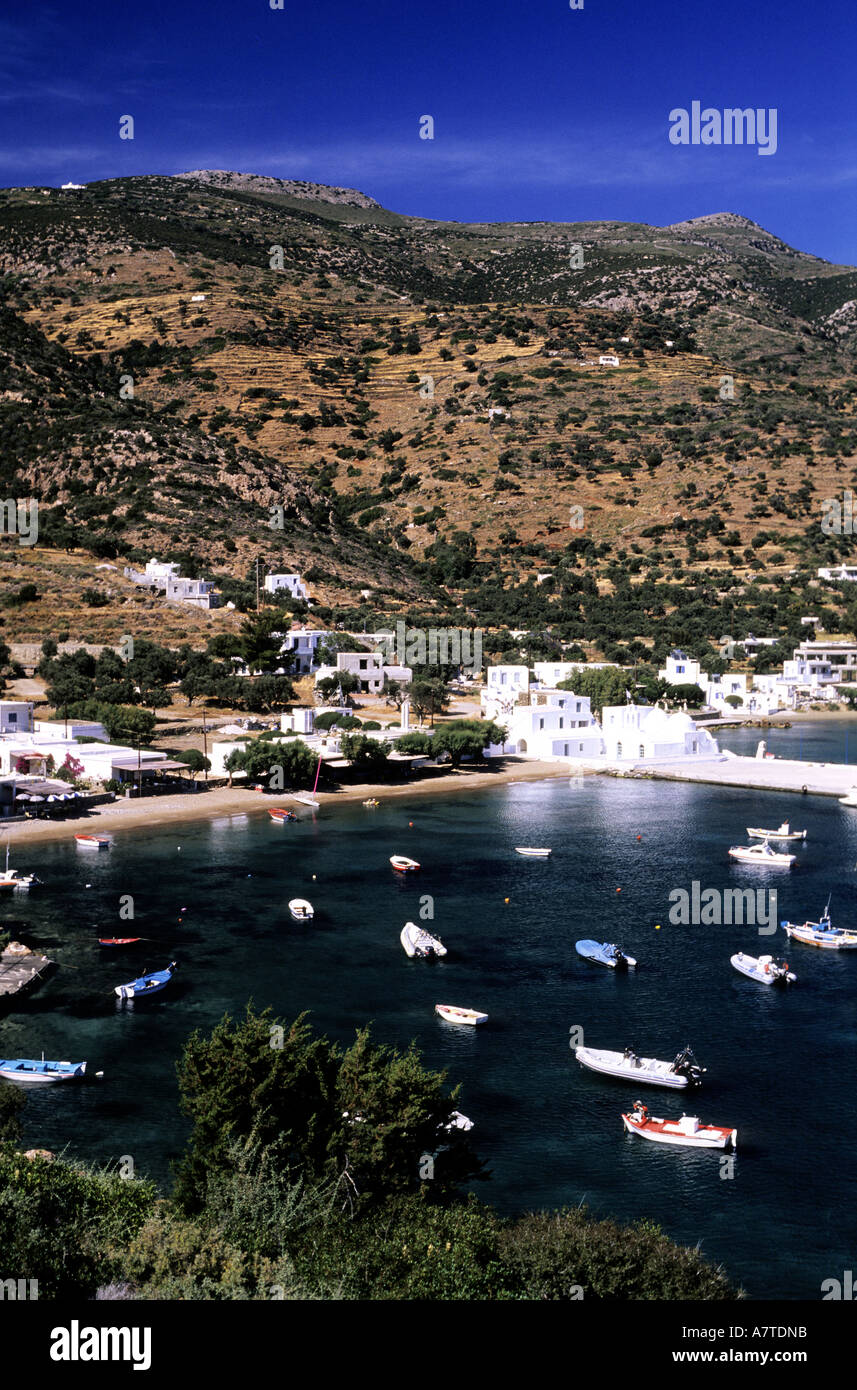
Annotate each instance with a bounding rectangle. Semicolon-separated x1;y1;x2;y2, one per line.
0;171;855;659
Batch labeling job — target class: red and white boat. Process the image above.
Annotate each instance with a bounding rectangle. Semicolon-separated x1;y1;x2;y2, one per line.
97;937;142;947
268;808;296;823
390;855;420;872
75;834;111;849
622;1102;736;1150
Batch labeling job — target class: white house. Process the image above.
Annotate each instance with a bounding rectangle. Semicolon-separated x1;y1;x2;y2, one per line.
0;702;34;735
60;181;85;190
599;354;620;367
315;652;412;695
818;565;857;582
279;628;337;674
123;558;219;609
494;688;604;760
264;573;309;600
659;651;705;687
482;666;529;718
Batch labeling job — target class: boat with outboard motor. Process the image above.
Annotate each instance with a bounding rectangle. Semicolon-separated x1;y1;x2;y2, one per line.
731;951;796;985
728;839;795;867
390;855;420;872
575;939;637;970
622;1101;736;1150
400;922;447;958
288;898;314;921
575;1044;705;1088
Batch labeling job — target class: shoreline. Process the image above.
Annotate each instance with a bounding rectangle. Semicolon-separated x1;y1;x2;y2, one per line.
0;759;578;848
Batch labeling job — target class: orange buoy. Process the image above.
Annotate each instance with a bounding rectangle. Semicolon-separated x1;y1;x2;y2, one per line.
636;835;642;841
504;897;510;903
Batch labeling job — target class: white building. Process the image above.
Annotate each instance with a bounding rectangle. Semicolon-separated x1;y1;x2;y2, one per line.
0;701;34;734
600;706;720;762
279;628;337;674
493;688;604;759
658;651;705;687
60;181;85;190
315;652;412;696
123;558;219;609
599;354;620;367
785;641;857;689
818;565;857;582
264;573;309;600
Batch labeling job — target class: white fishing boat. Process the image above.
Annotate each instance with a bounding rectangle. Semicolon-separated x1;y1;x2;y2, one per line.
747;822;806;842
782;900;857;949
728;839;795;867
622;1102;736;1150
435;1004;488;1026
288;898;314;921
731;951;795;985
400;922;447;958
575;1044;705;1089
390;854;420;872
515;847;552;858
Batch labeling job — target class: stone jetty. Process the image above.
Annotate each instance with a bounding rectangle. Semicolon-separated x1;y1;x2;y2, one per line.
0;942;53;1001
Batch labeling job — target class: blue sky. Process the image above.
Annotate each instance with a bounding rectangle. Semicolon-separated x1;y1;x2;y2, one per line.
1;0;855;263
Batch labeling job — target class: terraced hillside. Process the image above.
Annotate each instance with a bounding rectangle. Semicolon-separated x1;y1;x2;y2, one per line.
0;171;856;659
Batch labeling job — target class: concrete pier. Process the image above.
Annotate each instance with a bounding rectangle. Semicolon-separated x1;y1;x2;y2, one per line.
618;753;857;799
0;944;53;1001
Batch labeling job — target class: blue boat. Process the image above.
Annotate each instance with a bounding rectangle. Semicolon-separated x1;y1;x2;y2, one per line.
115;961;178;1000
0;1057;94;1085
575;939;637;970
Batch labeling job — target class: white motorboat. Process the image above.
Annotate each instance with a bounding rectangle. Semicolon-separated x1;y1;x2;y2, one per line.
515;847;552;858
435;1004;488;1026
288;898;314;921
575;1044;705;1089
731;951;795;985
747;822;806;842
728;840;795;867
390;855;420;872
782;902;857;950
622;1102;736;1150
400;922;447;958
839;788;857;807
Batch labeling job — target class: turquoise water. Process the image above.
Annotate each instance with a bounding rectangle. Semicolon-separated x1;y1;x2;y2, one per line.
3;749;857;1300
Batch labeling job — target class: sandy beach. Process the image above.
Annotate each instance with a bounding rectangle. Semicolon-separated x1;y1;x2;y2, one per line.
0;758;578;848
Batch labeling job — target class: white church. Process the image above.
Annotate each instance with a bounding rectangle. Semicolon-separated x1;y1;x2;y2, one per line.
482;667;721;766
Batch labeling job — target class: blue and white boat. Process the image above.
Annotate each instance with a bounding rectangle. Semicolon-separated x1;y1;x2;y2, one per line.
781;898;857;950
576;939;637;970
114;961;178;1000
0;1056;96;1085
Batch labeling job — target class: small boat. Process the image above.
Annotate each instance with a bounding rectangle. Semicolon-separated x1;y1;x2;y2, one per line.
442;1110;474;1133
839;788;857;806
390;855;420;872
575;1044;705;1089
622;1101;736;1150
400;922;447;959
75;834;111;848
288;898;314;921
0;1056;99;1085
268;808;296;823
435;1004;488;1026
731;951;796;985
98;937;142;947
576;939;637;970
747;822;806;842
728;839;795;867
114;961;177;1000
363;798;380;807
515;847;552;858
782;900;857;950
0;844;40;890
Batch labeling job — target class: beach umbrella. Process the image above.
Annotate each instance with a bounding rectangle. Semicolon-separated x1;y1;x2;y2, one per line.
28;795;45;802
15;793;30;801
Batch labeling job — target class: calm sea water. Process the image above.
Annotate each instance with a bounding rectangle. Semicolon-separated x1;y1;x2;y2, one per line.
4;724;857;1300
